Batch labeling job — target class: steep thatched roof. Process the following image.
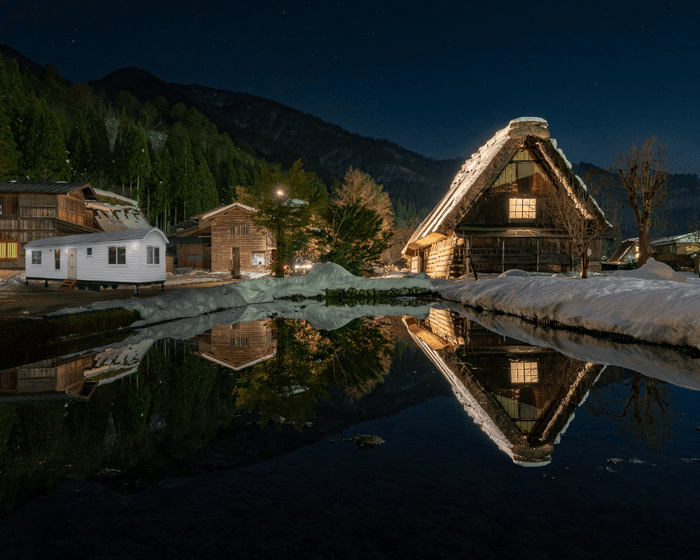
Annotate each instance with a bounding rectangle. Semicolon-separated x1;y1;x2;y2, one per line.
403;118;608;254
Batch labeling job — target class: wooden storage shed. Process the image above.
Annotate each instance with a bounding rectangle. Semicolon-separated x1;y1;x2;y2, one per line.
402;118;609;277
0;182;100;271
24;227;168;292
173;202;273;275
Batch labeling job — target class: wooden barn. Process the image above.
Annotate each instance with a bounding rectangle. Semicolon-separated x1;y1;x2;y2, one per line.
24;227;168;291
402;118;609;277
0;182;100;271
173;202;273;275
403;309;604;465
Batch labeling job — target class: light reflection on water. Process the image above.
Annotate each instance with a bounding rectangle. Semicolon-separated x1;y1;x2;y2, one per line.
1;303;700;557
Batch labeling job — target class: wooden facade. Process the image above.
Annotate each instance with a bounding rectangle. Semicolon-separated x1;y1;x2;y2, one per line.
194;319;277;370
403;119;609;277
0;183;100;270
0;352;97;401
174;203;273;274
404;309;604;465
651;233;700;271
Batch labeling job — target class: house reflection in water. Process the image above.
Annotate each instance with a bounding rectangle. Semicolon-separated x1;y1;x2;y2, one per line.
194;319;277;370
404;309;605;466
0;353;98;402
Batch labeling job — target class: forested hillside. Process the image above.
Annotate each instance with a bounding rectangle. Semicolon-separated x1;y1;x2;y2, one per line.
0;52;266;230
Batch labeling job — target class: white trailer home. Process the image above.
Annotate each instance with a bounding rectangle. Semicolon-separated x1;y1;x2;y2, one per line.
24;227;168;293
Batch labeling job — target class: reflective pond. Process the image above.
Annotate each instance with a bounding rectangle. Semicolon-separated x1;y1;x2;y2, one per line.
1;302;700;559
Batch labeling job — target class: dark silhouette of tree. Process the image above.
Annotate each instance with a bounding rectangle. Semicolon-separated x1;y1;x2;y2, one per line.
611;137;669;267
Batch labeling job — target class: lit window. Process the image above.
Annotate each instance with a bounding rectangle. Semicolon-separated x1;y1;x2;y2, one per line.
510;362;539;384
55;249;61;270
31;250;42;265
108;246;126;265
509;198;536;220
0;240;18;261
147;246;160;264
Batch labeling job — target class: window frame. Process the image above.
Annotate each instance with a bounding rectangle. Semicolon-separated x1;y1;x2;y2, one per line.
108;246;127;265
54;249;61;270
31;250;42;265
508;197;537;221
147;245;160;265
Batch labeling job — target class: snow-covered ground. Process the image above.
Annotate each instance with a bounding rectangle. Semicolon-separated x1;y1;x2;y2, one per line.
4;258;700;351
433;259;700;350
45;263;433;326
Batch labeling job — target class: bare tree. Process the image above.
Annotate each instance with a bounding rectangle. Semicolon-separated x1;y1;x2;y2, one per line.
611;137;669;267
540;174;611;278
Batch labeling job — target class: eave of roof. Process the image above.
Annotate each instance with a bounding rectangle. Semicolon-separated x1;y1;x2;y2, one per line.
0;182;98;199
24;227;167;248
403;118;609;255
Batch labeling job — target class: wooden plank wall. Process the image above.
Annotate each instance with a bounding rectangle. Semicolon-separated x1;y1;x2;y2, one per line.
210;208;270;273
424;234;455;279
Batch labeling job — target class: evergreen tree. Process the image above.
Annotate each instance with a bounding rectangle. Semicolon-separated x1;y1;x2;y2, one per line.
18;94;70;181
196;155;219;213
167;132;198;222
67;109;91;181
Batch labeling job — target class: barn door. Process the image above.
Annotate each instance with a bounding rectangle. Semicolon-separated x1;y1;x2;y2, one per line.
67;249;77;279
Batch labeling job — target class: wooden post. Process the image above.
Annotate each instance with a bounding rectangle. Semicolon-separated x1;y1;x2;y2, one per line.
466;238;470;277
501;240;505;273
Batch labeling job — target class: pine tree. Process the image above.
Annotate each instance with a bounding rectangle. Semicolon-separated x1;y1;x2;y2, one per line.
67;109;91;181
18;94;70;181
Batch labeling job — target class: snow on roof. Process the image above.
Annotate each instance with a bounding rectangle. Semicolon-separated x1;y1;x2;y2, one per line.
651;232;700;245
403;118;610;254
93;188;138;206
24;227;167;248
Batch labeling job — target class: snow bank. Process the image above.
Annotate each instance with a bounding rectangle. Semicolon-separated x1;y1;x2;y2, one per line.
434;270;700;349
612;257;687;283
443;303;700;391
48;263;433;326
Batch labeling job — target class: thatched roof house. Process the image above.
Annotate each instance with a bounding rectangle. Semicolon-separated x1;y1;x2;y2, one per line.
402;118;609;277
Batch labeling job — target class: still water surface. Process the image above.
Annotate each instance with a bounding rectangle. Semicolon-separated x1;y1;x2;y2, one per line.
1;304;699;559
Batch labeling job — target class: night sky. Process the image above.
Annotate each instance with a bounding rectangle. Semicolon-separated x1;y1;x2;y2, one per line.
2;0;699;172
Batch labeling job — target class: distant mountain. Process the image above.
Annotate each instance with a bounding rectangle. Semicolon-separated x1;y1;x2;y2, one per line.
89;68;462;208
0;44;49;79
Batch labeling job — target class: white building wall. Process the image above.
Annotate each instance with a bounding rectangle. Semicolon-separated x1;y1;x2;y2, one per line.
25;246;71;281
26;230;167;284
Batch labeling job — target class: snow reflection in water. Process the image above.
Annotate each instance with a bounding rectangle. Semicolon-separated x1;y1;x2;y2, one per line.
1;303;700;558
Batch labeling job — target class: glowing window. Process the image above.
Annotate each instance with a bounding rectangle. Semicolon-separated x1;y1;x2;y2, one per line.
0;240;18;261
510;362;539;384
509;198;536;220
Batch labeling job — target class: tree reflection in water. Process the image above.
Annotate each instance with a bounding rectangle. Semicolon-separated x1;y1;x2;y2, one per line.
585;367;673;449
233;317;393;426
